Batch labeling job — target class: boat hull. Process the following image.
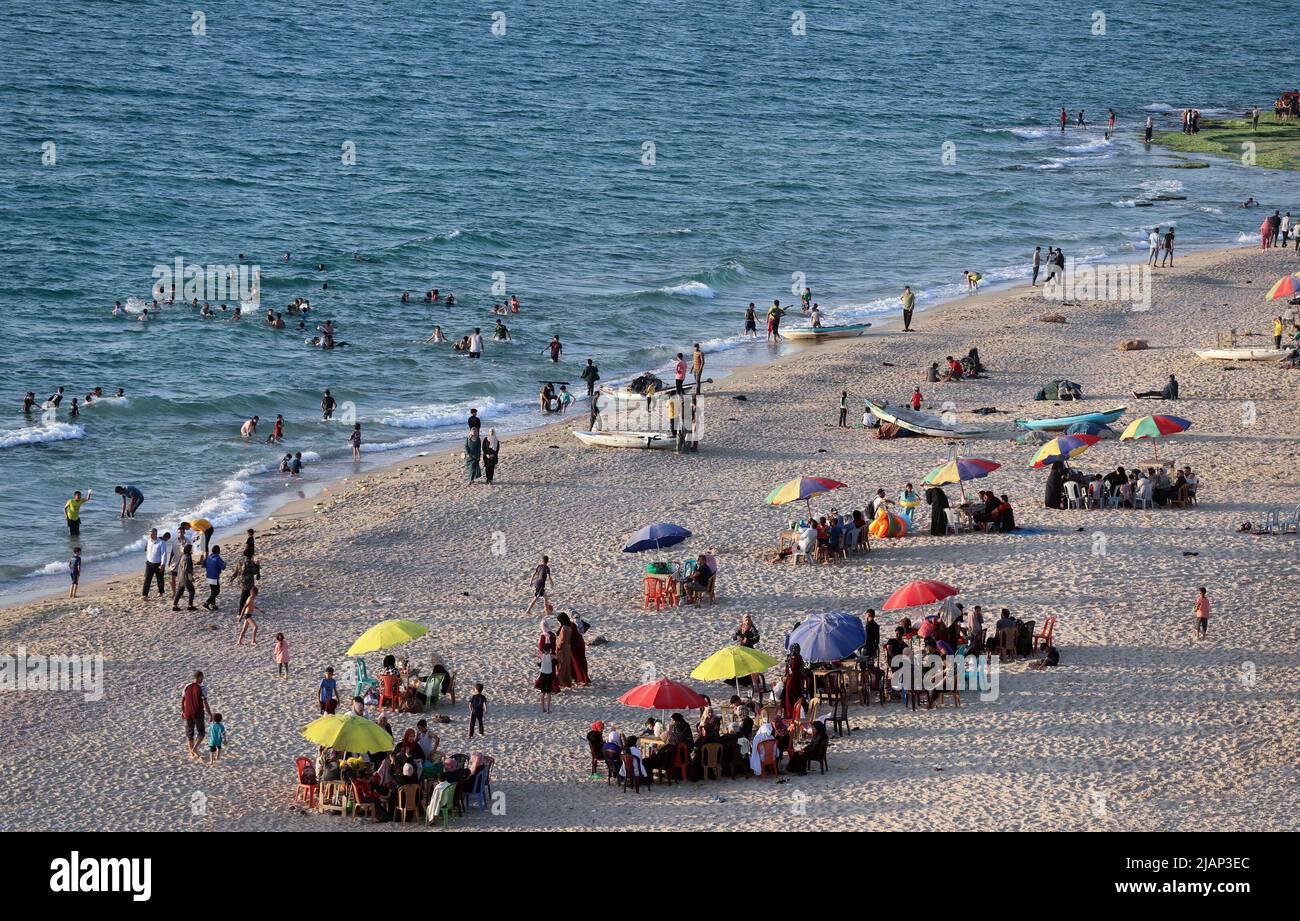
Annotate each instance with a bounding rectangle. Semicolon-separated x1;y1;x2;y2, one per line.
1015;406;1126;431
865;398;987;438
572;430;676;449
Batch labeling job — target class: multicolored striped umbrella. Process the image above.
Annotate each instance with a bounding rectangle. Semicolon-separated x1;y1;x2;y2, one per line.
764;476;847;506
923;457;1000;485
1031;433;1101;468
1119;414;1191;441
1265;274;1300;300
1120;414;1191;459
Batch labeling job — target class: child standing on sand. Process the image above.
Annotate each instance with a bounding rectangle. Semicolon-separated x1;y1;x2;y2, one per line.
236;586;262;645
318;667;338;713
468;682;487;737
68;547;81;598
274;632;290;677
207;714;225;764
1193;586;1210;639
537;642;555;713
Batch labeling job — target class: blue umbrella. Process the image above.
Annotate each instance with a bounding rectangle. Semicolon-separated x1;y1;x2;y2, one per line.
785;611;866;663
622;523;692;553
1065;421;1115;439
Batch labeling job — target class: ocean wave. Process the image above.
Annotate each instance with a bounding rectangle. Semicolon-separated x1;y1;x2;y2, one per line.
1112;199;1137;208
1063;137;1113;154
1007;126;1052;139
375;396;512;430
1140;178;1185;195
0;421;85;449
658;280;715;297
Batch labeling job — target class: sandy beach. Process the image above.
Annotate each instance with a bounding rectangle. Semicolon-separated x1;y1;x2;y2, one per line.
2;244;1297;832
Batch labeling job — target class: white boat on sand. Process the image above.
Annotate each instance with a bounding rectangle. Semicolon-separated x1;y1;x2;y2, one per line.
1194;347;1294;361
572;429;676;449
782;322;872;341
865;398;988;438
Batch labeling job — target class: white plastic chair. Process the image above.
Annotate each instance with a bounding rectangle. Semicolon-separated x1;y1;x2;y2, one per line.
1064;481;1083;510
944;509;962;535
1264;509;1281;534
1135;479;1154;510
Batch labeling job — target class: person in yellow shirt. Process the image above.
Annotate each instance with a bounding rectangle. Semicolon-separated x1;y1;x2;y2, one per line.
64;488;92;536
667;397;677;436
1274;316;1285;349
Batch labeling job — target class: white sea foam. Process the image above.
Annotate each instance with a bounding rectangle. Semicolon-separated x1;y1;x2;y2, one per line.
658;280;715;298
376;396;511;430
0;421;85;449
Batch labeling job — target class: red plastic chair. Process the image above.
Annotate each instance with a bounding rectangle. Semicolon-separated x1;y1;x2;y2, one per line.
1033;615;1057;651
377;674;401;713
294;756;318;808
642;577;665;611
670;743;690;782
757;739;779;778
620;753;642;793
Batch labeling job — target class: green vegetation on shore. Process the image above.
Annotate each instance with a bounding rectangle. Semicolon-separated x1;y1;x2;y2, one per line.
1152;116;1300;171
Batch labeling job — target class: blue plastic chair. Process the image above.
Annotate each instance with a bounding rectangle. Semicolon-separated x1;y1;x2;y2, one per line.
466;768;491;812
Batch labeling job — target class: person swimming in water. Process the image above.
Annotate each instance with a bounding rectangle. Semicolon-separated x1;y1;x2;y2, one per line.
493;319;510;341
426;325;446;343
401;291;410;303
445;293;456;306
510;295;520;313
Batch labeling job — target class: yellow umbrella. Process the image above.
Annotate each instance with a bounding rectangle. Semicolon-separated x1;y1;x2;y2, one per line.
346;619;429;656
301;713;393;753
691;645;779;682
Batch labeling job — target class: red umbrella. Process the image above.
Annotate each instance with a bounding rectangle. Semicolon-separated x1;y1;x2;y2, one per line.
882;579;959;610
618;678;706;710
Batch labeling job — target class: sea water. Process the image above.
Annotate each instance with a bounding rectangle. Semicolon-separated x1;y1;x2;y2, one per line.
2;0;1298;594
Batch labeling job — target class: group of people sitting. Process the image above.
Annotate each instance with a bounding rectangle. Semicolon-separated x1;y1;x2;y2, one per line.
369;653;455;714
926;348;986;383
588;697;829;786
1046;462;1198;509
302;704;490;822
966;490;1018;532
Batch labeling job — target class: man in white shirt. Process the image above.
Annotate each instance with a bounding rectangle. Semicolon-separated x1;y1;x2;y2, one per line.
144;528;169;599
1148;227;1161;265
468;327;484;359
1281;212;1292;247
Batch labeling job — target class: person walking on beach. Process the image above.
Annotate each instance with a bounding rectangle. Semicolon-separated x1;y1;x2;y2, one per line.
202;545;226;610
1144;115;1154;144
206;714;225;765
349;422;362;461
321;389;336;420
68;547;81;599
743;302;758;338
692;343;705;394
172;542;197;611
115;484;144;519
63;488;91;537
318;667;338;713
464;427;482;483
236;552;260;615
483;429;499;484
468;682;487;737
467;407;481;433
1160;227;1175;266
237;585;262;645
838;391;848;428
901;285;915;329
911;387;923;410
1031;247;1041;286
588;391;601;432
580;359;600;397
1148;227;1161;265
537;638;555;713
182;670;213;762
673;352;687;395
526;555;553;615
1251;106;1260;131
144;528;168;599
1193;586;1210;639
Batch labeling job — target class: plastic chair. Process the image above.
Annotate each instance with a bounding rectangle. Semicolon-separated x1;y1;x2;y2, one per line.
352;657;379;699
377;673;401;713
294;756;319;809
465;769;491;811
317;780;347;816
669;743;690;783
1064;481;1083;510
1033;615;1057;650
996;626;1018;661
349;780;379;821
620;753;642;793
944;509;962;535
1135;480;1154;510
642;576;666;611
422;673;445;713
394;783;421;823
700;742;723;780
756;739;779;777
427;781;457;827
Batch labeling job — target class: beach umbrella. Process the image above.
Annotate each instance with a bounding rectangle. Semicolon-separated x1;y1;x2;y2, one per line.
786;612;866;663
923;457;999;502
882;579;959;610
764;476;847;517
1065;421;1113;438
622;523;691;553
691;645;780;683
618;678;706;711
346;619;429;656
1031;433;1101;468
1120;414;1191;459
301;713;393;754
1265;273;1300;300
